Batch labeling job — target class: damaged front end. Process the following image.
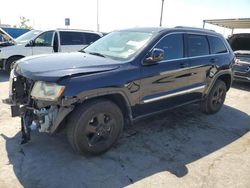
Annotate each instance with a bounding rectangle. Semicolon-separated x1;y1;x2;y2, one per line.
3;69;74;144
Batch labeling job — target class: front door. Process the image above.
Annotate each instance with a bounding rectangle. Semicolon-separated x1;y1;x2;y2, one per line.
32;31;54;55
136;33;193;117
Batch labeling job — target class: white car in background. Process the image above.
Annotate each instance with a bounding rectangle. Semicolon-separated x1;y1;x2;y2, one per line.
0;29;103;73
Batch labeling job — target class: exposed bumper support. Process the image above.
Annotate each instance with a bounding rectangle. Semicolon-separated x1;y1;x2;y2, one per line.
21;111;32;144
49;106;74;133
21;105;74;144
3;97;75;143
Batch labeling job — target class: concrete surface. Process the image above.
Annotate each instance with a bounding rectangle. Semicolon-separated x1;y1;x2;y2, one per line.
0;70;250;188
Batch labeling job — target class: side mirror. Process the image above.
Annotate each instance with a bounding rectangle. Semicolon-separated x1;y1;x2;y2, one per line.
144;48;164;65
26;40;34;47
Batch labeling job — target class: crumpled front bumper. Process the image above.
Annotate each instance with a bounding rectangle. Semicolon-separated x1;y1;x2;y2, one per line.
2;70;75;144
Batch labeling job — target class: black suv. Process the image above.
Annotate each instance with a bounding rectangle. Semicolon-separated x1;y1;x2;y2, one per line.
4;27;235;155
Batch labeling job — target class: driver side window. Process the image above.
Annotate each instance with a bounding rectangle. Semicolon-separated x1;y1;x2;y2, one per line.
34;31;54;47
155;33;184;61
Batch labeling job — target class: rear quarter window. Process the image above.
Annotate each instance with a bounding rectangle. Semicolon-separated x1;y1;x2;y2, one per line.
208;36;228;54
60;31;101;46
187;34;209;57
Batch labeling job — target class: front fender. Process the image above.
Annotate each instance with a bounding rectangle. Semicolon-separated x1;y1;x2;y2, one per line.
60;89;134;124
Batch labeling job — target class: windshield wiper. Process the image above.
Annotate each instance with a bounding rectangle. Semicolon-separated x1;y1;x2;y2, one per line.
88;52;106;58
79;49;86;53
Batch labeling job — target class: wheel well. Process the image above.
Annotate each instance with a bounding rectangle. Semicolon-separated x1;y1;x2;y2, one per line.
7;55;25;62
4;55;25;72
83;94;131;123
56;94;132;133
6;55;25;68
103;94;131;123
217;74;231;90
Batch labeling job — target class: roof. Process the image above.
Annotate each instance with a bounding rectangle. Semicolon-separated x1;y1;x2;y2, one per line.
56;28;102;34
121;27;167;33
203;18;250;29
121;27;216;35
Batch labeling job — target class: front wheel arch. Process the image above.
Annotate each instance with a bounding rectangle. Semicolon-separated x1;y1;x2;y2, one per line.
75;91;133;124
66;98;124;155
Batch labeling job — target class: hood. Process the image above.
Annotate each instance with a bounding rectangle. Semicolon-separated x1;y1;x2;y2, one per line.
16;52;121;82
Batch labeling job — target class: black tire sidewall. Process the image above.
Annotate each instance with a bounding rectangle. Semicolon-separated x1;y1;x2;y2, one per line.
72;101;123;155
207;80;227;113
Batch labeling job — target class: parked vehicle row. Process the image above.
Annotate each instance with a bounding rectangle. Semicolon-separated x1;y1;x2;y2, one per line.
0;29;103;73
3;27;235;155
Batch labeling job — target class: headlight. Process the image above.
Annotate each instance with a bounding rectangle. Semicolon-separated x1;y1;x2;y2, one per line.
31;81;65;101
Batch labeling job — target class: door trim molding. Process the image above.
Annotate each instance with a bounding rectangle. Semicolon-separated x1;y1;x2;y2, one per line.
143;85;206;104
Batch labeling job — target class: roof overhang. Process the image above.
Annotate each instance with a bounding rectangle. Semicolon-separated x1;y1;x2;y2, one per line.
203;18;250;29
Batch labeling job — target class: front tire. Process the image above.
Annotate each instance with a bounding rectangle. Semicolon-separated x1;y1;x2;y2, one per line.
67;99;124;155
5;56;22;73
200;80;227;114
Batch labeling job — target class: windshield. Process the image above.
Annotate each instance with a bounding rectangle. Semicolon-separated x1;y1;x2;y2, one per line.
84;31;153;60
15;30;42;43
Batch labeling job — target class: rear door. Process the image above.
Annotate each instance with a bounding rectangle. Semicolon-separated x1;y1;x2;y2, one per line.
31;31;54;55
186;34;211;99
187;34;229;99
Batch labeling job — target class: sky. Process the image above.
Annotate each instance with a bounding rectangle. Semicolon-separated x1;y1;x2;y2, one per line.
0;0;250;36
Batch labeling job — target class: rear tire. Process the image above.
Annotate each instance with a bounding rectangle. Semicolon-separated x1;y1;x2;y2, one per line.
200;80;227;114
67;99;124;155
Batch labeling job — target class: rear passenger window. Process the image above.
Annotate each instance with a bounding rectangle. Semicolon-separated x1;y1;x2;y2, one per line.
187;35;209;57
60;32;86;45
85;33;101;44
208;36;228;54
60;32;101;46
155;34;184;61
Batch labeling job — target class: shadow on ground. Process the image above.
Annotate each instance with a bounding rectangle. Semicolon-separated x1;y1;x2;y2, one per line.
0;70;9;82
232;81;250;92
2;104;250;188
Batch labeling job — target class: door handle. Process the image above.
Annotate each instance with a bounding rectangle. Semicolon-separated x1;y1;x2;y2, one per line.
180;63;188;68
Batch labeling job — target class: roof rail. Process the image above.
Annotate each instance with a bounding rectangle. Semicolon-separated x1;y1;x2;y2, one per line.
175;26;215;32
56;28;98;32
